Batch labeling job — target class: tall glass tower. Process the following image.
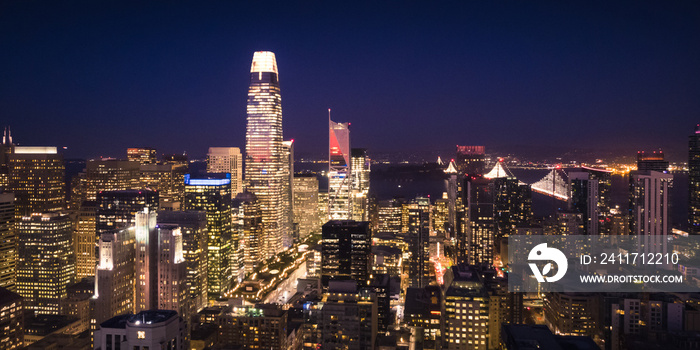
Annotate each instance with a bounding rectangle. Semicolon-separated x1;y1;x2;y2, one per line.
245;51;286;259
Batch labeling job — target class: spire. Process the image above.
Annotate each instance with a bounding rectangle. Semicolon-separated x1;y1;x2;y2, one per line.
444;159;458;174
437;156;443;166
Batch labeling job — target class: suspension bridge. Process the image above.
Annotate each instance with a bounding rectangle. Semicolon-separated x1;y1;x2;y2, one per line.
482;160;570;201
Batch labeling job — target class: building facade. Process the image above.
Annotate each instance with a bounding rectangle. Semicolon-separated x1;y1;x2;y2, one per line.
329;118;352;220
8;146;65;218
293;174;320;239
206;147;243;196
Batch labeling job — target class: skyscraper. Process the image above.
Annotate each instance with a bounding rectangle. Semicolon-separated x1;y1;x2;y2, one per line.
329;117;352;220
321;220;371;288
455;145;486;176
462;176;495;266
244;51;286;259
232;192;263;274
403;197;432;288
351;148;370;222
84;159;141;201
74;201;97;279
637;151;670;172
293;174;320;239
282;140;294;245
8;146;65;218
568;171;600;235
135;209;158;313
126;147;157;164
16;212;74;315
207;147;243;196
629;170;673;254
184;174;232;297
96;189;159;235
689;125;700;235
93;227;135;326
0;193;15;291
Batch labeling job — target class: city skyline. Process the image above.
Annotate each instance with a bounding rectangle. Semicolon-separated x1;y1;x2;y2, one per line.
1;2;699;160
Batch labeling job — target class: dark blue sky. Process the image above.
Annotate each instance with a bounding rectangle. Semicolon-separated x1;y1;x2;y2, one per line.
1;1;699;160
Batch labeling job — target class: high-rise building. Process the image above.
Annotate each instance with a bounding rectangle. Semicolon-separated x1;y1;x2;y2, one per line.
206;147;243;196
96;189;159;235
455;145;486;176
184;174;232;297
376;199;404;235
293;174;319;239
629;170;673;253
544;292;600;339
282;140;294;245
157;210;208;314
403;197;432;288
93;228;136;326
580;166;612;234
156;224;188;322
0;286;23;350
462;176;495;266
94;310;187;350
139;162;187;209
568;171;600;235
245;51;287;260
487;160;532;241
0;193;15;291
351;148;370;222
637;151;669;172
443;264;489;350
0;127;15;190
404;285;442;347
444;159;459;238
321;220;371;287
689;125;700;235
74;201;97;279
320;280;377;350
329;117;352;220
216;304;288;350
127;147;157;164
135;209;158;313
84;159;141;201
232;192;263;274
8;146;65;218
16;212;74;315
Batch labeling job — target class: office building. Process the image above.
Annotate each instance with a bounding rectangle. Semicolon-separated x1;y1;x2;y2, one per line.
557;211;584;235
0;127;14;190
545;292;600;339
443;264;489;350
184;174;232;296
206;147;243;196
580;166;612;234
93;228;136;326
377;199;404;235
320;280;377;350
629;170;673;253
245;51;287;259
74;201;97;279
135;209;158;312
8;146;65;218
462;176;495;266
321;220;371;287
293;174;319;239
282;139;294;245
0;287;23;350
568;171;600;235
455;145;485;176
329;117;352;220
690;125;700;235
403;197;432;288
0;193;15;290
139;162;187;208
96;189;159;234
404;285;442;347
127;147;157;164
156;224;188;321
84;159;140;201
16;212;74;315
158;210;208;314
216;304;288;350
351;148;370;222
61;278;94;335
232;192;263;274
488;160;532;241
94;310;186;350
637;151;669;172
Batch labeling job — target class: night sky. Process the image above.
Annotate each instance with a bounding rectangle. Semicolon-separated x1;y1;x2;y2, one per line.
1;1;699;160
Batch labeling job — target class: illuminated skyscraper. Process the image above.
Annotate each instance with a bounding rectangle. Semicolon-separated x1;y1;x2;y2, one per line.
135;209;158;313
351;148;370;222
0;127;14;190
329;116;352;220
462;176;495;266
244;51;286;259
184;174;232;297
0;193;15;291
293;174;319;239
455;145;486;176
629;170;673;253
127;147;157;164
8;146;65;218
96;190;159;235
157;210;208;314
637;151;669;172
321;220;371;288
568;171;600;235
282;140;294;245
74;201;97;279
376;199;403;235
139;162;188;209
403;197;431;288
690;125;700;235
232;192;263;274
93;227;135;326
16;212;74;315
207;147;243;196
84;159;141;201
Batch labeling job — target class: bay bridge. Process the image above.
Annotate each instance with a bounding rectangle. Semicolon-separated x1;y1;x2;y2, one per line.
483;161;571;201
